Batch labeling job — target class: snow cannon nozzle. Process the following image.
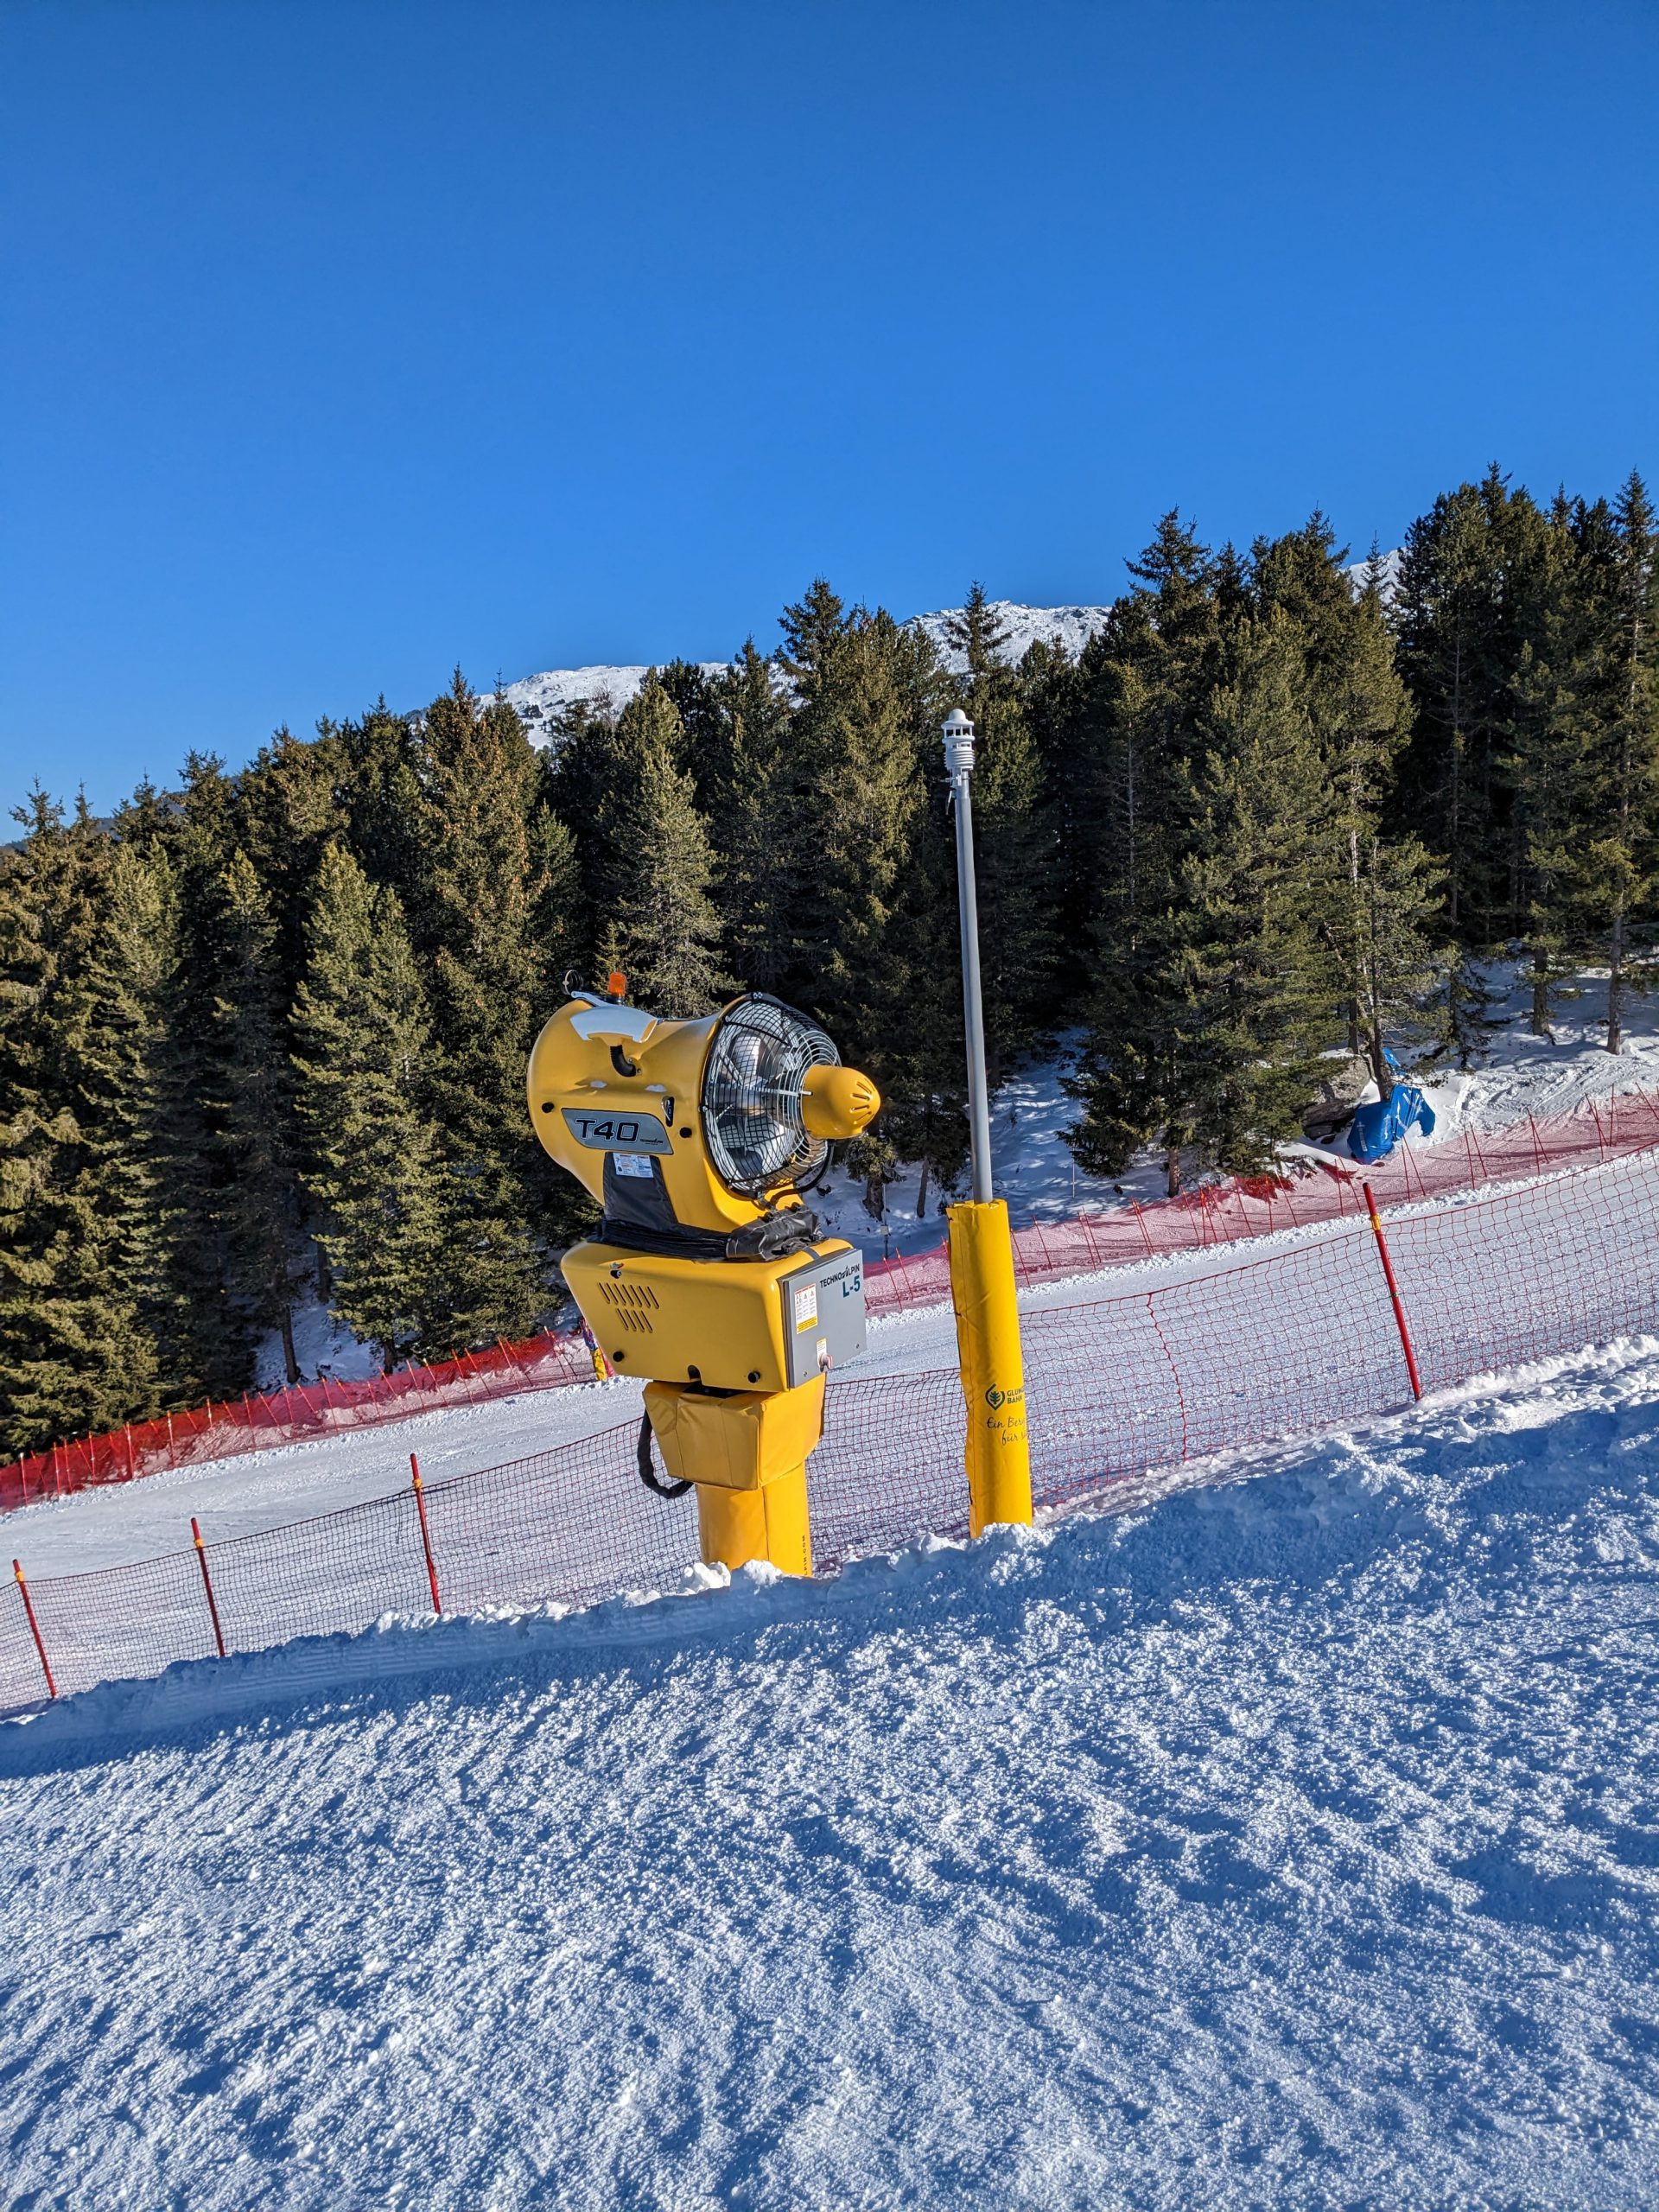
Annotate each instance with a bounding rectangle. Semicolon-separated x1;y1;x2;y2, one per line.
799;1063;880;1141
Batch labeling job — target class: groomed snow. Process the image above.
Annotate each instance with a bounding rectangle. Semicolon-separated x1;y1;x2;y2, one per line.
5;1339;1659;2208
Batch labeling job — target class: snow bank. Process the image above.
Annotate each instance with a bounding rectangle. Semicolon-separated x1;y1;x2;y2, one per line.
4;1342;1659;2207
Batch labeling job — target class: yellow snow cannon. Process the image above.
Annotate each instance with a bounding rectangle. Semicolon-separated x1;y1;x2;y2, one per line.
527;980;880;1574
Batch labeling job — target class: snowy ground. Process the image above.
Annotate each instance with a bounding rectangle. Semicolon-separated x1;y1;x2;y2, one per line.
5;1338;1659;2208
1413;961;1659;1135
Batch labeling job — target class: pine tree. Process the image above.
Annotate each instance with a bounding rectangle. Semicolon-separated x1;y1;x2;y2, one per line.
785;603;932;1052
1173;612;1343;1166
290;844;450;1371
655;658;721;775
156;751;251;1393
1602;472;1659;1052
339;701;429;910
1015;633;1086;988
1071;611;1341;1182
211;850;303;1382
1503;504;1605;1037
544;694;623;973
791;603;967;1194
1065;517;1224;1189
1070;515;1221;960
1445;952;1508;1070
237;724;347;1001
0;794;159;1456
412;672;573;1332
1392;468;1551;944
777;577;854;700
600;678;724;1012
1256;516;1419;1068
79;837;204;1407
1344;836;1450;1093
700;642;804;995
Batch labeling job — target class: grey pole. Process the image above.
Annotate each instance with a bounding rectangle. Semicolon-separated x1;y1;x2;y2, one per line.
943;707;994;1204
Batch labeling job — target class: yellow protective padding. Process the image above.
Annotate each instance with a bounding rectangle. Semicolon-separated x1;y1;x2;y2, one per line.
643;1373;825;1492
695;1464;812;1577
800;1064;881;1141
947;1198;1033;1537
563;1240;854;1391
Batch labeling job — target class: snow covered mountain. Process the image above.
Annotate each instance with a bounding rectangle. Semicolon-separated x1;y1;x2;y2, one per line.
500;558;1402;736
495;601;1102;733
501;658;730;733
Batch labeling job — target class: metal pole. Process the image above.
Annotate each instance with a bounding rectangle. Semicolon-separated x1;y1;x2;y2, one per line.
939;707;1032;1534
943;709;994;1203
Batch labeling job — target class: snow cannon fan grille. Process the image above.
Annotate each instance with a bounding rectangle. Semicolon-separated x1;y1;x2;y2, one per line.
701;995;839;1199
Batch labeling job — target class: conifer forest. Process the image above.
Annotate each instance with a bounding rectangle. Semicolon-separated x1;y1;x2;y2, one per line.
3;467;1656;1460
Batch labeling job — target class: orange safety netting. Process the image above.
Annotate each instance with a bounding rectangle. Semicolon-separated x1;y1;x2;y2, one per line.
5;1141;1658;1714
864;1084;1659;1308
7;1082;1659;1516
0;1327;597;1513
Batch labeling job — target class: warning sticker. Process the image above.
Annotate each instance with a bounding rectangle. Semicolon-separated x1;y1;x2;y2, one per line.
613;1154;655;1179
793;1284;819;1331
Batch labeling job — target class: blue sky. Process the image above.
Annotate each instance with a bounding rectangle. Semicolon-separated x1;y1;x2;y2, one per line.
4;0;1656;812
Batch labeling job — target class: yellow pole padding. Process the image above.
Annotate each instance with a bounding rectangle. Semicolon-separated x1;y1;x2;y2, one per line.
695;1465;812;1578
947;1198;1033;1536
644;1374;823;1576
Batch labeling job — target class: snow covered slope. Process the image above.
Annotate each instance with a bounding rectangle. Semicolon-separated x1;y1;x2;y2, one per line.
5;1338;1659;2208
499;657;729;733
1414;962;1659;1132
911;598;1112;668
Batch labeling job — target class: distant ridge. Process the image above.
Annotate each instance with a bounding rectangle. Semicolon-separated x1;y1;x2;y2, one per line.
502;559;1399;738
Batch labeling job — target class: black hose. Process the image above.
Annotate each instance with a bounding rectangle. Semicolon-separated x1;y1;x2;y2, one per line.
637;1411;693;1499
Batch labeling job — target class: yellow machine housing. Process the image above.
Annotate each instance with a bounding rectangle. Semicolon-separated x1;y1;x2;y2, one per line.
527;987;881;1576
527;995;876;1238
563;1240;864;1392
528;989;878;1389
644;1372;824;1492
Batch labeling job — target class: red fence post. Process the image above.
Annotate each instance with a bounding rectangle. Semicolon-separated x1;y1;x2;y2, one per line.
12;1560;55;1700
410;1454;442;1613
191;1517;227;1658
1362;1181;1423;1401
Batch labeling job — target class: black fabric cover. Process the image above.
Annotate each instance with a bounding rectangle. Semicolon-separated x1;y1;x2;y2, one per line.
600;1154;728;1259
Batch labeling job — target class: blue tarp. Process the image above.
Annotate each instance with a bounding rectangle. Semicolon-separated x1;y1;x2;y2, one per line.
1348;1084;1435;1163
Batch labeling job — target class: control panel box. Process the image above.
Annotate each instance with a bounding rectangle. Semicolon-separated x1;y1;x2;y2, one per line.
779;1245;866;1386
